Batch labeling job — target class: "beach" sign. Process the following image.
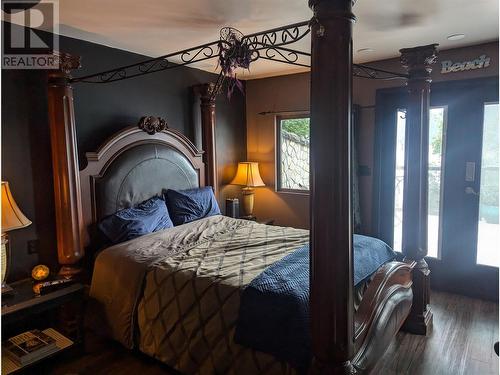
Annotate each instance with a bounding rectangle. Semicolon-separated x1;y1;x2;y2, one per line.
441;55;491;74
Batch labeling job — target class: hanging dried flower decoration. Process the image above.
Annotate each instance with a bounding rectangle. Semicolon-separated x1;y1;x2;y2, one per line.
217;27;256;99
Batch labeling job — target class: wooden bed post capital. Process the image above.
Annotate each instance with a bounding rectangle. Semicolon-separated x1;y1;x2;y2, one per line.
399;44;438;335
309;0;356;373
48;52;85;278
400;44;438;84
193;83;218;197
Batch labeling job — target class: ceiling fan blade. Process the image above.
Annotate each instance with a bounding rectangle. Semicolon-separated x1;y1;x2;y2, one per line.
362;0;436;31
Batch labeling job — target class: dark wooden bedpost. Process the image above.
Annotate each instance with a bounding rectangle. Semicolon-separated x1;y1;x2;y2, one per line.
47;52;85;277
193;83;218;196
399;44;438;335
308;0;356;373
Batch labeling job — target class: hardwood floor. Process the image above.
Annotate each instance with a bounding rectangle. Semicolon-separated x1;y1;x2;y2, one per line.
370;291;499;375
46;291;498;375
46;335;179;375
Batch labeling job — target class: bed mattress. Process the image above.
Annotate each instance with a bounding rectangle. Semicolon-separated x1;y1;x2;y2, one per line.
88;215;384;374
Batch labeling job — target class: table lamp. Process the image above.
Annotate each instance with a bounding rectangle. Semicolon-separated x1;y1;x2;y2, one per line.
230;162;265;219
1;181;32;293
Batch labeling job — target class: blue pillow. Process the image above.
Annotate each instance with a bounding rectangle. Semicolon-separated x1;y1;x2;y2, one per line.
165;186;221;226
98;196;173;244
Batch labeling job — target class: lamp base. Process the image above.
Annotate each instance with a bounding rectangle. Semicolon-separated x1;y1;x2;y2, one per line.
241;187;255;217
58;265;82;279
1;232;11;287
2;283;13;295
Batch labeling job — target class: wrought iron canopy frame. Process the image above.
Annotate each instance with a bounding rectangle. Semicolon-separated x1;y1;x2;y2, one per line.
70;19;408;86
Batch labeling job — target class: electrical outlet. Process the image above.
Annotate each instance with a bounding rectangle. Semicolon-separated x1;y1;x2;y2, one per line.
27;239;39;255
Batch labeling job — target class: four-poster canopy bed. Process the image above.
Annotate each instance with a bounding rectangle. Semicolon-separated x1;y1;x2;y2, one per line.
45;0;439;373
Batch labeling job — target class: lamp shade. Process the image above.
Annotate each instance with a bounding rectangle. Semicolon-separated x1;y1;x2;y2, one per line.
230;162;265;187
1;181;31;232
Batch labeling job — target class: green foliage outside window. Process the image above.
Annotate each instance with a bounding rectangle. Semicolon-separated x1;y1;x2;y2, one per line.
281;118;310;138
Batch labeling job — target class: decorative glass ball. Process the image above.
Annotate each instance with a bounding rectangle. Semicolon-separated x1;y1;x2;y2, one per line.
31;264;50;281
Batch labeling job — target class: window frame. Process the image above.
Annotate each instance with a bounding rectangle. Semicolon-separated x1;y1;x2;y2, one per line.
275;113;310;194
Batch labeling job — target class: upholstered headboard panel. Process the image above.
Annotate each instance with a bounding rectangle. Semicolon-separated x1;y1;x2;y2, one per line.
94;143;199;220
79;124;205;246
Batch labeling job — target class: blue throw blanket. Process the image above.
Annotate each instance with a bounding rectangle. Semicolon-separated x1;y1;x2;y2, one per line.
234;234;395;373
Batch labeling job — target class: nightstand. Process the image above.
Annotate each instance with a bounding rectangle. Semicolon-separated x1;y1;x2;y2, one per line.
2;278;85;339
2;279;85;373
240;216;275;225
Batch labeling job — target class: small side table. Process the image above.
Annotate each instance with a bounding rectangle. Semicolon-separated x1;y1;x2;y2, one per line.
2;278;85;341
2;279;85;374
240;216;275;226
258;218;275;225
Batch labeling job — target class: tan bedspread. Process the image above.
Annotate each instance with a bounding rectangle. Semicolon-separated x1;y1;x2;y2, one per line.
89;215;309;374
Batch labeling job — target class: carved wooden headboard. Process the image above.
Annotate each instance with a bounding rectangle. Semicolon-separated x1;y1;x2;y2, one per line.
79;116;205;247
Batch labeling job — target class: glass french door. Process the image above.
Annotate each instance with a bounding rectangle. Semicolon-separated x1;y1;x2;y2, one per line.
428;78;498;299
375;77;499;300
476;103;499;268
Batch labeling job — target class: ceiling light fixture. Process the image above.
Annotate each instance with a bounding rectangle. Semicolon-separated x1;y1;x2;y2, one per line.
447;34;465;41
357;48;374;53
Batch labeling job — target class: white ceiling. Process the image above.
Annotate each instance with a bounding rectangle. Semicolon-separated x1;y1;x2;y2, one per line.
5;0;499;79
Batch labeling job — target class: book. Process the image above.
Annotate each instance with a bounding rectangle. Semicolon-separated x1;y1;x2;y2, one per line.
2;328;73;374
3;330;58;366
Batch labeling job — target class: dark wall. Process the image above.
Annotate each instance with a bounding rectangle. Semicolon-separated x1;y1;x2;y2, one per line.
1;25;246;281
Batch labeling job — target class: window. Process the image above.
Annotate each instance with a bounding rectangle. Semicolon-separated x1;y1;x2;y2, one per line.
477;103;499;267
276;116;310;192
393;109;406;252
392;106;446;256
427;107;446;258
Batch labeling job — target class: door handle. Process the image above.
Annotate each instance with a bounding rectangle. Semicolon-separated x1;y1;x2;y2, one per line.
465;187;480;196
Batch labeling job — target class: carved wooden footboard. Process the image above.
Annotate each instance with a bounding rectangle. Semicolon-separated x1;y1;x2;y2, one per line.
352;261;415;373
